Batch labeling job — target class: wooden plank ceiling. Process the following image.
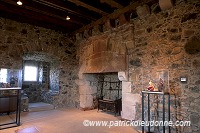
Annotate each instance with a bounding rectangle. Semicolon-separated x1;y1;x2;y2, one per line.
0;0;157;34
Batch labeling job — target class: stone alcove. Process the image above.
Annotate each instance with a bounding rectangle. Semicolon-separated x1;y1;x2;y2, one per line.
22;52;60;103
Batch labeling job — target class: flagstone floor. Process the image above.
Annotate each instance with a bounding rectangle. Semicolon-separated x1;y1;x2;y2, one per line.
0;108;139;133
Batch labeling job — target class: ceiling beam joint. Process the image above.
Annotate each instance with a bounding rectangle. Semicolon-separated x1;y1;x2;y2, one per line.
68;0;108;16
33;0;97;21
100;0;123;9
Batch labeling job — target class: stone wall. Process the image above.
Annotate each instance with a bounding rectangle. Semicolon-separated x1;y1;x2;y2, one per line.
76;2;200;133
0;18;79;108
131;3;200;133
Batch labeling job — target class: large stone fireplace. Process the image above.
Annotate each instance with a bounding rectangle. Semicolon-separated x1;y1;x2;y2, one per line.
75;26;141;119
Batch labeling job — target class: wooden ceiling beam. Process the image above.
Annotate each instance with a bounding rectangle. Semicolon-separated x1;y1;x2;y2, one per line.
1;0;87;26
68;0;109;16
24;6;84;26
0;11;74;33
0;2;78;32
32;0;98;21
70;0;156;35
100;0;124;9
25;0;91;25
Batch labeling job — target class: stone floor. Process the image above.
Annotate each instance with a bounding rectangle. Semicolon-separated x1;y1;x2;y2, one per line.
29;102;54;112
0;108;139;133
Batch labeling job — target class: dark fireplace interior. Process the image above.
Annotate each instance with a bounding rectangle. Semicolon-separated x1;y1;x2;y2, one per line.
96;73;122;101
84;72;122;116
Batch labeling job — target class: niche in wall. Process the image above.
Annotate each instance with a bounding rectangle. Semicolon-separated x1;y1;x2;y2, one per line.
22;52;59;103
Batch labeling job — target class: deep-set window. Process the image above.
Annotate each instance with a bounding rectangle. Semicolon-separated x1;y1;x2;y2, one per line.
0;68;7;83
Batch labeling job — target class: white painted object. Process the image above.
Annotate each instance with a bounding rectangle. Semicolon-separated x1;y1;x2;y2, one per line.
118;71;128;81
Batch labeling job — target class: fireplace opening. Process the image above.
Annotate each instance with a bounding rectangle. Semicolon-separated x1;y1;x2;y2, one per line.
96;73;122;101
80;72;122;115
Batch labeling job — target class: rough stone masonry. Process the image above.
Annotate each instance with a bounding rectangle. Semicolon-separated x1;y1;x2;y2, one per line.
0;0;199;133
0;18;79;108
76;1;200;133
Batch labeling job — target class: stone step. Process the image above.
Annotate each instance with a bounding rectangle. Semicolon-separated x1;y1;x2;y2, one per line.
29;102;54;112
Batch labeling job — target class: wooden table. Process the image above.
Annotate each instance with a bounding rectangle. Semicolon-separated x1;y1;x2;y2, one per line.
0;87;21;130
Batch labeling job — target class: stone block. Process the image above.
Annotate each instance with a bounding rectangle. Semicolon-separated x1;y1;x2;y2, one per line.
129;58;142;67
183;29;195;38
122;81;131;92
83;30;89;38
119;14;127;25
181;13;198;23
148;14;158;23
123;31;133;41
121;104;136;120
185;36;200;54
126;41;135;49
0;45;9;51
76;33;82;41
129;68;143;83
93;39;107;54
169;34;181;42
122;93;141;106
78;63;87;79
5;26;18;32
159;0;174;10
85;57;102;72
187;0;200;4
172;47;182;54
92;25;101;36
118;43;126;55
170;52;184;62
104;19;112;31
110;41;119;53
87;44;94;57
90;53;102;60
107;39;113;51
134;29;146;36
136;4;150;19
75;79;86;86
80;94;93;108
79;84;97;95
192;59;200;68
84;52;126;73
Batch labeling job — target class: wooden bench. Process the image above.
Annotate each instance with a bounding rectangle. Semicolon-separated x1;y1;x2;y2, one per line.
98;98;121;116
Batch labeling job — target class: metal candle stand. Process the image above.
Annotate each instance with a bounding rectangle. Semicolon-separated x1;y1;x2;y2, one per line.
142;91;171;133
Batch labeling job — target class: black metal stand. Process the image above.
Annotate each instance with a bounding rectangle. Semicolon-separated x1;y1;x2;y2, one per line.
142;91;171;133
0;88;21;130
